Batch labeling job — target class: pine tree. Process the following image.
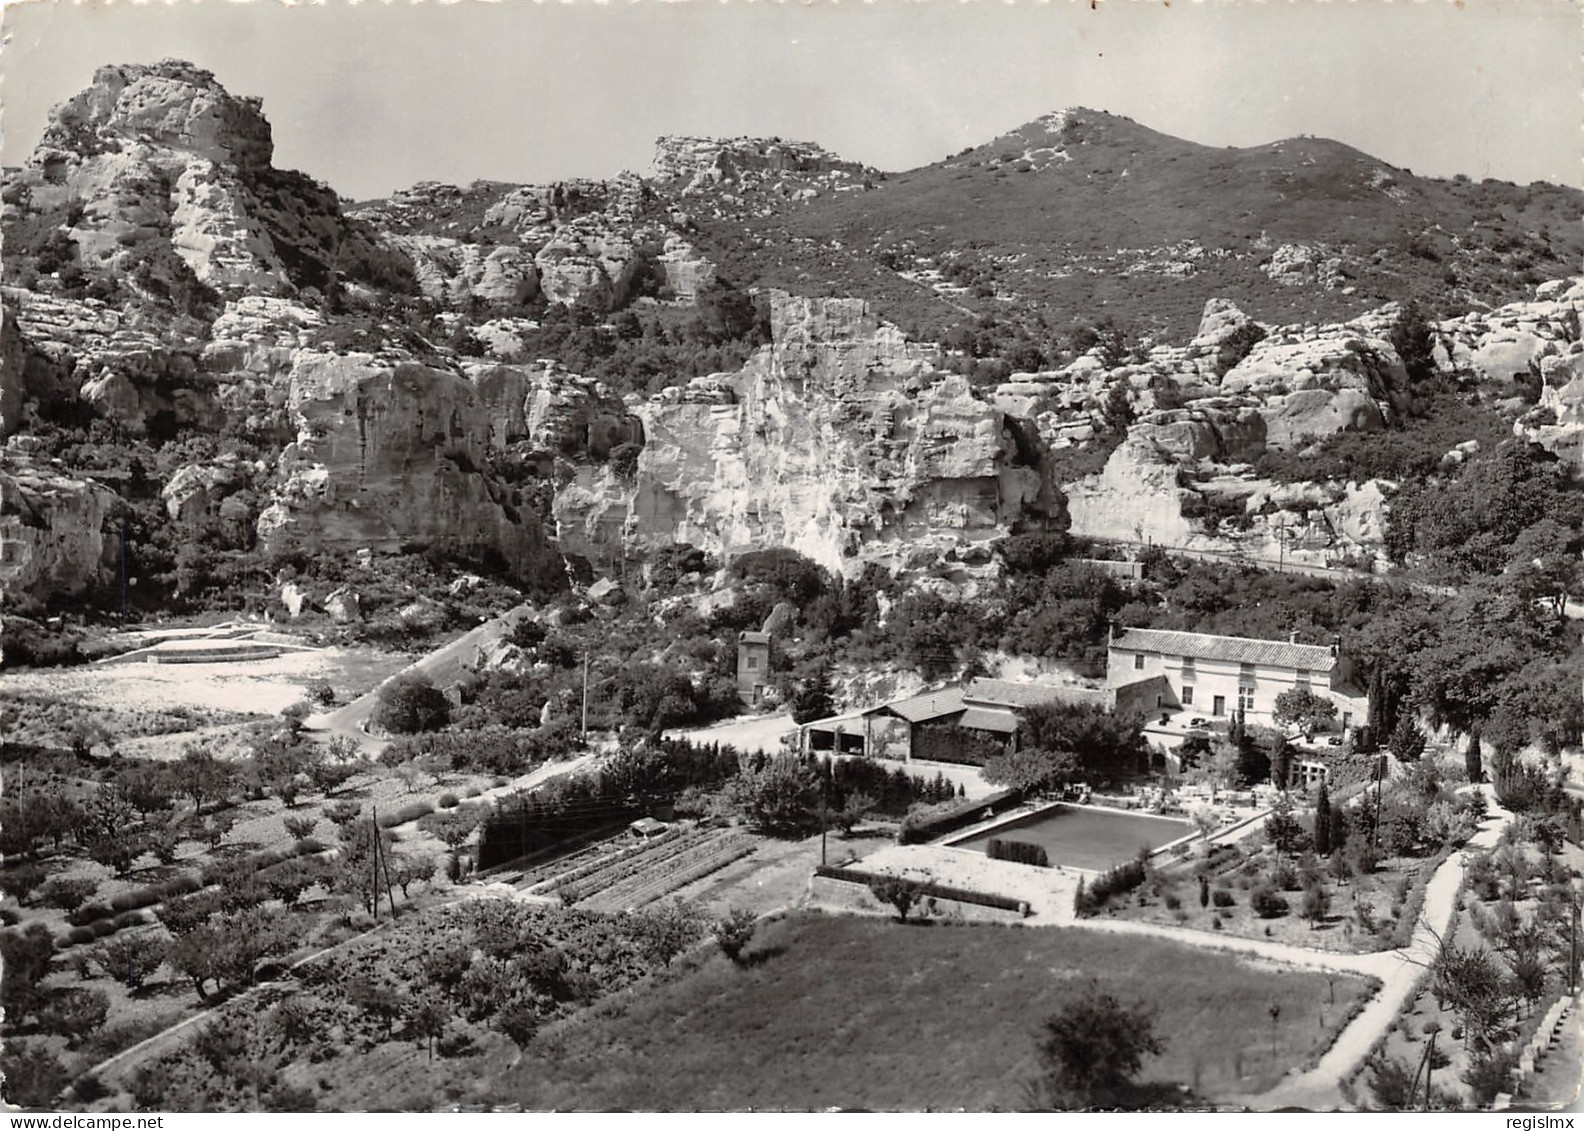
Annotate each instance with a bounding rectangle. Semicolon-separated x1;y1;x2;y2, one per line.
1198;873;1210;908
1312;779;1333;856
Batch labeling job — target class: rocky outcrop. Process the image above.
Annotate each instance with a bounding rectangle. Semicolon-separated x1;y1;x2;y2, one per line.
1065;437;1196;546
11;61;406;302
466;361;641;457
652;136;874;189
533;221;639;307
0;455;118;604
1190;298;1257;351
389;236;539;307
553;292;1060;578
256;351;563;588
4;288;211;439
1131;404;1266;463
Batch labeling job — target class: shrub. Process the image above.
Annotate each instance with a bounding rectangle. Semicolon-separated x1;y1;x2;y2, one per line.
1080;853;1149;914
713;909;758;964
1163;893;1182;911
6;864;47;904
40;878;98;913
1250;885;1290;918
92;933;165;988
899;790;1017;844
1212;889;1236;908
283;815;318;842
437;792;460;809
986;838;1051;868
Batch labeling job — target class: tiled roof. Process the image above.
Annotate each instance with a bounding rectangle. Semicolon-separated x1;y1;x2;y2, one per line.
958;706;1021;734
963;678;1112;709
883;687;966;723
738;631;772;644
1111;628;1337;672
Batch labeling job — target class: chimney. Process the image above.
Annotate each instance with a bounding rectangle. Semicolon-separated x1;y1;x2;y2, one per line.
1289;630;1299;644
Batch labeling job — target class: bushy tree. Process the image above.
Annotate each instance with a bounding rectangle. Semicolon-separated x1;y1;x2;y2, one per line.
868;875;925;923
94;932;167;989
1272;688;1338;736
713;908;759;965
1029;983;1163;1110
726;754;819;834
1390;300;1438;388
1;925;55;1023
374;674;452;735
38;988;109;1047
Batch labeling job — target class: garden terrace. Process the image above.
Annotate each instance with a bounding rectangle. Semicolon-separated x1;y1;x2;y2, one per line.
578;832;756;913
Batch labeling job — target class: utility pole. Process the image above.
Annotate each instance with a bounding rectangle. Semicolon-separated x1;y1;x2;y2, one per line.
370;805;380;922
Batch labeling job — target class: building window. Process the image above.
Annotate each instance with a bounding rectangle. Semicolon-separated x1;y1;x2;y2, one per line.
1342;711;1353;730
1134;653;1145;670
1182;686;1194;706
1237;686;1255;713
1239;662;1256;686
1181;656;1195;681
746;655;758;670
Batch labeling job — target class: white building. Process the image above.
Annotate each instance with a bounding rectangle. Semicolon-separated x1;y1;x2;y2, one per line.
1105;626;1368;733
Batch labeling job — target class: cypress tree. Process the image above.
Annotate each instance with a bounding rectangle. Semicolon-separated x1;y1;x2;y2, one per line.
1312;779;1333;856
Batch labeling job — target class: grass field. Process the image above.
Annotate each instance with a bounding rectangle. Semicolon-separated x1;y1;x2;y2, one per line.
952;805;1195;871
488;912;1377;1111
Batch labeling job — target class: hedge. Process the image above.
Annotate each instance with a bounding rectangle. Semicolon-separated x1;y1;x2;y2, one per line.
898;789;1017;845
1076;854;1149;916
814;865;1026;914
377;801;436;828
986;838;1050;868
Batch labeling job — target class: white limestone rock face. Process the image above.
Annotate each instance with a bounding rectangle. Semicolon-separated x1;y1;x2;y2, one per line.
5;288;211;439
1065;436;1196;546
534;221;638;307
466;361;641;457
0;457;118;603
257;351;562;585
14;61;407;306
1131;404;1266;463
658;235;716;303
389;235;539;307
552;291;1059;578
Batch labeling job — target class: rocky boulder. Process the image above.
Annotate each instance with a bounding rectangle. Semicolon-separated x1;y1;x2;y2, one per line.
1190;298;1257;351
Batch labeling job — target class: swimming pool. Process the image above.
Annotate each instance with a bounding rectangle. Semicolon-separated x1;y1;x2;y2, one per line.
948;804;1196;871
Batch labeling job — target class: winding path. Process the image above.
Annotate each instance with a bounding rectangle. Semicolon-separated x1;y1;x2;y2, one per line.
1213;786;1511;1110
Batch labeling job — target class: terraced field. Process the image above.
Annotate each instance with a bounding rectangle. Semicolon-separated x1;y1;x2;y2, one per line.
519;824;758;912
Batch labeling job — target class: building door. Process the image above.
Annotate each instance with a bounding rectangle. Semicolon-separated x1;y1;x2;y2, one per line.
1212;695;1225;717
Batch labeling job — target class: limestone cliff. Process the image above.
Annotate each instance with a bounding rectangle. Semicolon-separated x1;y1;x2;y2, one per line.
0;454;118;605
552;291;1059;578
255;351;564;588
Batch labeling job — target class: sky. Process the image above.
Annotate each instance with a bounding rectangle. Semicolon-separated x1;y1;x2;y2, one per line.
1;0;1580;202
